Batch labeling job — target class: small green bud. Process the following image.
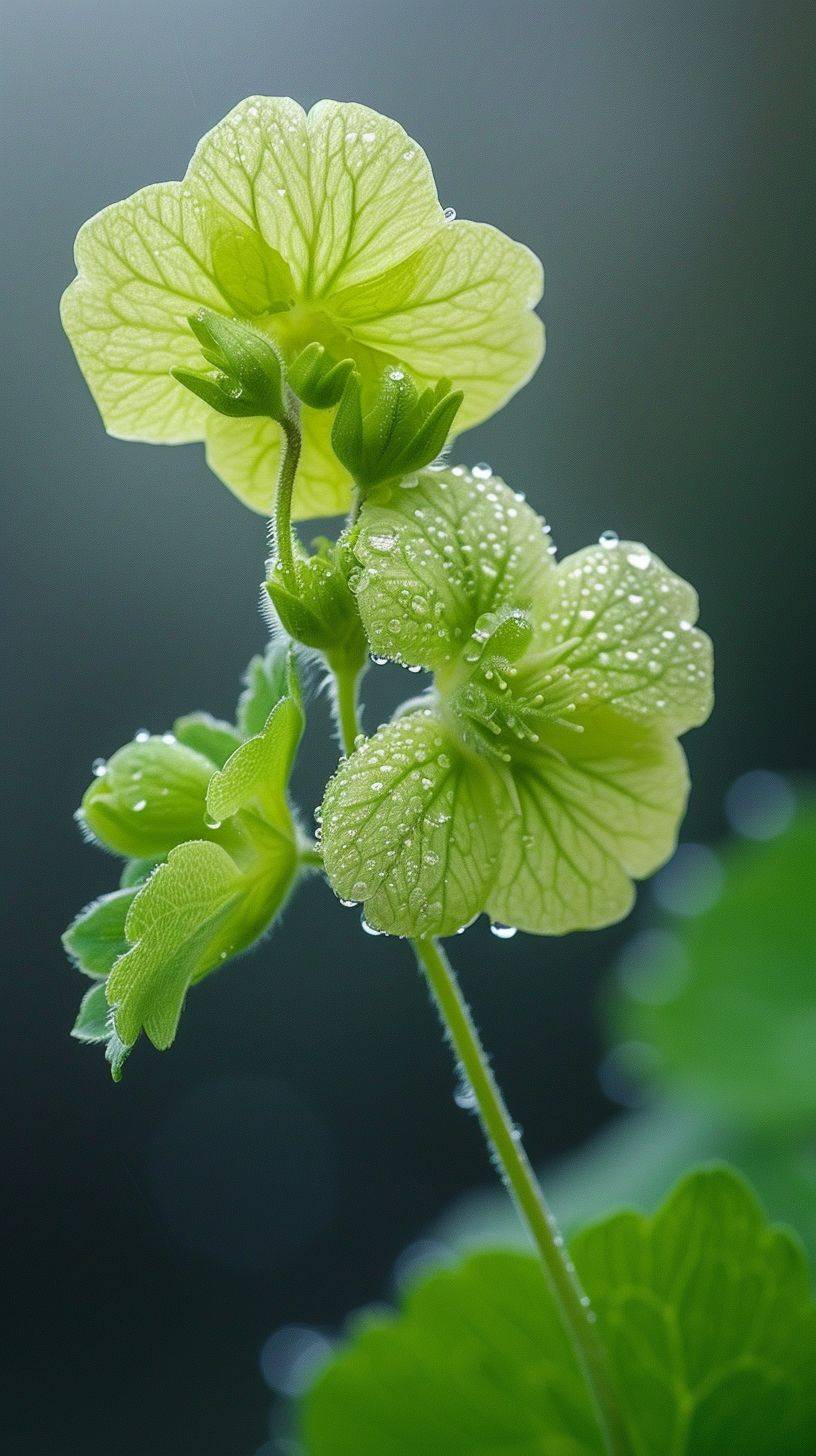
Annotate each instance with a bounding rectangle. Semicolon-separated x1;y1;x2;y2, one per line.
266;535;367;671
288;343;355;410
331;366;463;492
171;309;286;422
79;736;214;857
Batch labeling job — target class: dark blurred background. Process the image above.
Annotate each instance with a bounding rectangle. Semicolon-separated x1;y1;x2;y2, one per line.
2;1;814;1452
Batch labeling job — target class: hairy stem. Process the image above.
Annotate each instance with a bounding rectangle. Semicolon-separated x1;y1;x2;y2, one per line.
414;936;631;1456
272;407;302;586
329;662;630;1456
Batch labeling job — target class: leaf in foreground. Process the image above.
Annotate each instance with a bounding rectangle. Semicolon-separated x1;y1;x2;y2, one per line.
303;1166;816;1456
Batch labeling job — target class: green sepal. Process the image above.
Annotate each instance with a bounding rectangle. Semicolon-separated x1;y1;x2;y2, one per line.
71;982;112;1043
171;309;286;423
266;536;366;670
206;655;304;834
331;367;463;492
119;857;163;889
173;711;243;767
62;887;138;977
79;736;215;857
288;342;355;410
236;640;291;738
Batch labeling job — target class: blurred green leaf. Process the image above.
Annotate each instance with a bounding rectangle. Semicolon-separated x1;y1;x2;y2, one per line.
611;797;816;1127
304;1167;816;1456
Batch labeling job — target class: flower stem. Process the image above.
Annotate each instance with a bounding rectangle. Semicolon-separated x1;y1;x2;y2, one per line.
329;662;630;1456
272;407;302;587
413;936;631;1456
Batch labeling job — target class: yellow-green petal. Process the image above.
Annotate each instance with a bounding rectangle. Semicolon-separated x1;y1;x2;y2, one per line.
186;97;444;299
330;220;544;430
204;405;352;518
321;710;500;938
535;539;713;734
487;707;689;935
60;183;236;442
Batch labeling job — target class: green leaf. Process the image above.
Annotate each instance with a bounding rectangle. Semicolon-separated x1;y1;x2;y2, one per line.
106;841;246;1051
236;640;291;739
79;736;215;857
321;709;500;937
207;690;303;835
486;707;689;935
72;982;113;1044
537;539;713;734
329;218;544;433
303;1168;816;1456
612;796;816;1127
62;887;138;977
353;466;555;671
173;712;243;767
208;224;295;317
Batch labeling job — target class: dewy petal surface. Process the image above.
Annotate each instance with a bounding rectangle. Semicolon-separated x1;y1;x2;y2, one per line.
321;710;500;938
536;540;713;734
354;466;555;670
486;707;690;935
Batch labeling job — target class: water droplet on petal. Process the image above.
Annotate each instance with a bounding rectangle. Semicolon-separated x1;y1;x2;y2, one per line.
490;922;517;940
133;799;147;813
443;206;456;221
361;915;383;936
91;757;107;777
599;530;619;548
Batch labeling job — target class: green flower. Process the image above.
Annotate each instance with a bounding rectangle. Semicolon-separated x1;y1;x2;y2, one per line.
61;98;543;520
320;467;713;937
63;646;306;1078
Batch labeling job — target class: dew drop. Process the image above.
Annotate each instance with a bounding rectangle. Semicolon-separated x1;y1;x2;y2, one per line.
490;922;517;940
472;462;492;480
339;898;357;909
443;206;456;221
370;653;389;666
626;548;651;571
134;729;150;743
361;915;383;936
454;1083;477;1111
91;757;107;778
133;799;147;813
599;530;619;548
205;816;221;830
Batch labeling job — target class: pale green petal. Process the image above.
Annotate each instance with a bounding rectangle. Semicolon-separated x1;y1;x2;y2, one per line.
60;183;237;442
187;97;443;299
487;708;689;934
354;466;555;670
535;540;713;734
321;710;500;938
108;841;245;1049
204;405;352;518
330;220;544;429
